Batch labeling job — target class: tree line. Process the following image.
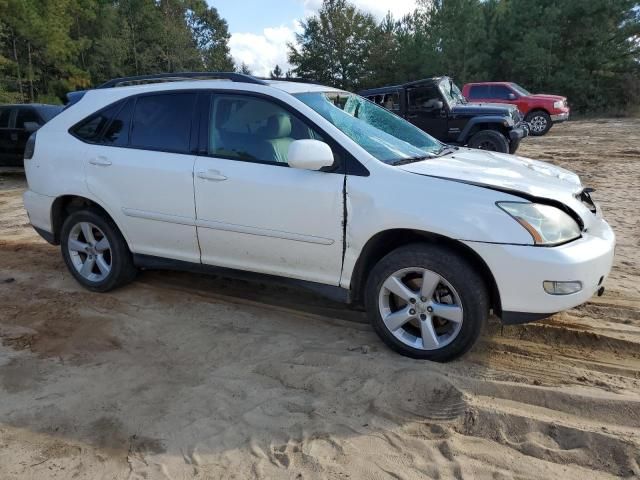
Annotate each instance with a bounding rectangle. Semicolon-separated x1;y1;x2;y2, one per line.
1;0;639;113
289;0;640;113
0;0;234;104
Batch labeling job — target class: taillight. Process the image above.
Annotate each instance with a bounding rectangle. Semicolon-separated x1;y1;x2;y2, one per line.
24;132;37;160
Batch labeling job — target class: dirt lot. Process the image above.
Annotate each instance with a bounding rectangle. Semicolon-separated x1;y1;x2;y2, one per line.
1;119;639;479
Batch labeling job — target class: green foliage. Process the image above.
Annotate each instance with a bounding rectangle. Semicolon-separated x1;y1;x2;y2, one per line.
270;64;283;79
288;0;380;90
0;0;235;103
290;0;640;113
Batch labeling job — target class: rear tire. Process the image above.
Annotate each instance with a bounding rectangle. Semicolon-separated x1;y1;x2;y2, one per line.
60;209;137;292
365;244;489;362
468;129;509;153
525;110;552;136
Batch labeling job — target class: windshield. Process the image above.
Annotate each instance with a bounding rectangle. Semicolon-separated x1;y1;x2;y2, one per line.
510;83;531;96
439;79;467;105
295;92;442;165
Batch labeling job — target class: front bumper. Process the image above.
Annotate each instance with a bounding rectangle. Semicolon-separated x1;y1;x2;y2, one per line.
551;111;570;123
509;122;530;141
464;216;615;323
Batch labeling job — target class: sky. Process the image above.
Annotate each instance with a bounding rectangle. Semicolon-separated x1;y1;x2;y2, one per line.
207;0;420;76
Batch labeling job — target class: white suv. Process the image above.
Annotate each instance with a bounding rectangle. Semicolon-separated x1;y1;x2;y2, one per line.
23;73;615;361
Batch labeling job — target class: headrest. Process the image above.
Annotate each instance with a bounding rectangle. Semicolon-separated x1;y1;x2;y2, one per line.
259;114;292;139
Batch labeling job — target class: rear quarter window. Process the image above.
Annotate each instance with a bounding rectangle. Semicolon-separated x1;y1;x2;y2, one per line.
71;101;125;143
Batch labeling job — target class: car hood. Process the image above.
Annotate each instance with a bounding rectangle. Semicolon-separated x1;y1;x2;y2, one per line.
529;94;566;102
399;148;589;217
451;102;518;117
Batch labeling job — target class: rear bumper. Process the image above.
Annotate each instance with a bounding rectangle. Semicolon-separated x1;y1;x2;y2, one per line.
551;112;570;123
464;217;615;323
23;189;55;241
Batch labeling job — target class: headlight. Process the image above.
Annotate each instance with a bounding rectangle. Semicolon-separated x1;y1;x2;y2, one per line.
497;202;581;245
553;100;564;109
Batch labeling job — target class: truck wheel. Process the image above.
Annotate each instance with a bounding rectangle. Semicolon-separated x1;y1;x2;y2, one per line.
365;244;489;362
525;110;552;136
60;209;137;292
468;130;509;153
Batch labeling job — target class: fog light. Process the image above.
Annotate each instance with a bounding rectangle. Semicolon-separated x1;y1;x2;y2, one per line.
543;280;582;295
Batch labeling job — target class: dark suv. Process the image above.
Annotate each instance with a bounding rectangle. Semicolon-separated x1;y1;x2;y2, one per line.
359;77;529;154
0;104;62;166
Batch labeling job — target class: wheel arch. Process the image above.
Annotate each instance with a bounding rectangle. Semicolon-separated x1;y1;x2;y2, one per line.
526;107;551;117
348;229;502;316
50;195;131;248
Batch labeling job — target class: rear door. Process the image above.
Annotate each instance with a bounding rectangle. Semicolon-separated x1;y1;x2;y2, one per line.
81;92;201;263
193;92;345;285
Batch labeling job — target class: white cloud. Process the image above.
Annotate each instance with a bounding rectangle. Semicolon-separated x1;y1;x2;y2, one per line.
229;25;298;77
229;1;419;76
301;0;418;20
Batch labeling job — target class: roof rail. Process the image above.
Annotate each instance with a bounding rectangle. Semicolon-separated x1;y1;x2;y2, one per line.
97;72;268;89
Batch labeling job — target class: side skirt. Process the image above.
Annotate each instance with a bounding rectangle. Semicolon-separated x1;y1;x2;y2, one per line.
132;254;352;305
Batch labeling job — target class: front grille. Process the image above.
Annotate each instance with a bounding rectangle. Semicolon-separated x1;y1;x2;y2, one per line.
577;188;597;214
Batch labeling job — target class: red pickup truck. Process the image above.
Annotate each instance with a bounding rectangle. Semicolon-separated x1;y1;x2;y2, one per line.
462;82;569;136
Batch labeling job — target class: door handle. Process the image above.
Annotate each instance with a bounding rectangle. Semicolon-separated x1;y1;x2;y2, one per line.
89;156;112;167
10;133;18;142
407;114;419;119
196;170;227;181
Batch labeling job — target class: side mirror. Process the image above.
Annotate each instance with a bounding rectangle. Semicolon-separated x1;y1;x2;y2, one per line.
23;121;40;133
507;93;517;100
288;139;334;171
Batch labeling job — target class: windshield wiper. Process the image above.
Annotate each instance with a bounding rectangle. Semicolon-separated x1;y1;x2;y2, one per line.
435;145;459;156
392;155;434;166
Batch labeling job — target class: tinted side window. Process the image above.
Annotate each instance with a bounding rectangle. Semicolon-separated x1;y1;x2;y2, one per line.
16;108;41;129
72;101;123;143
103;99;133;146
0;108;11;128
490;85;513;100
468;85;489;99
408;86;440;110
131;93;195;153
208;94;324;164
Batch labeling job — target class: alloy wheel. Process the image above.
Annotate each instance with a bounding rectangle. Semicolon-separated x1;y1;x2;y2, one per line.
378;267;464;351
530;115;548;134
67;222;112;282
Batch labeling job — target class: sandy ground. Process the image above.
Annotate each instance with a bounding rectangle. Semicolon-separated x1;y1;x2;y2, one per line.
0;119;639;480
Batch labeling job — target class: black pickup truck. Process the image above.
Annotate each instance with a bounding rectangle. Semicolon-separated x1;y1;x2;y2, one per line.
0;103;62;166
359;77;529;154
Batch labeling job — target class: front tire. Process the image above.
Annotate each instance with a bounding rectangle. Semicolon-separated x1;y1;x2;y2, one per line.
365;244;489;362
468;129;510;153
525;110;552;136
60;209;137;292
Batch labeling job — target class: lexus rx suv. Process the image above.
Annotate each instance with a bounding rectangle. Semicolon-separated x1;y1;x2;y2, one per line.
23;72;614;361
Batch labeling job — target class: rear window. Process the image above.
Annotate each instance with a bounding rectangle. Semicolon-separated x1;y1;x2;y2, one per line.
0;108;11;128
468;85;490;99
16;108;41;129
130;93;196;153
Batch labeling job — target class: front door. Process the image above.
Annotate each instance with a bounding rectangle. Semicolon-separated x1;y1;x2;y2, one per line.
194;92;344;285
405;86;448;140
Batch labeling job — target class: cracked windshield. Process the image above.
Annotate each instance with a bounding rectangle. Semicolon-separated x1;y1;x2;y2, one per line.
296;92;442;165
